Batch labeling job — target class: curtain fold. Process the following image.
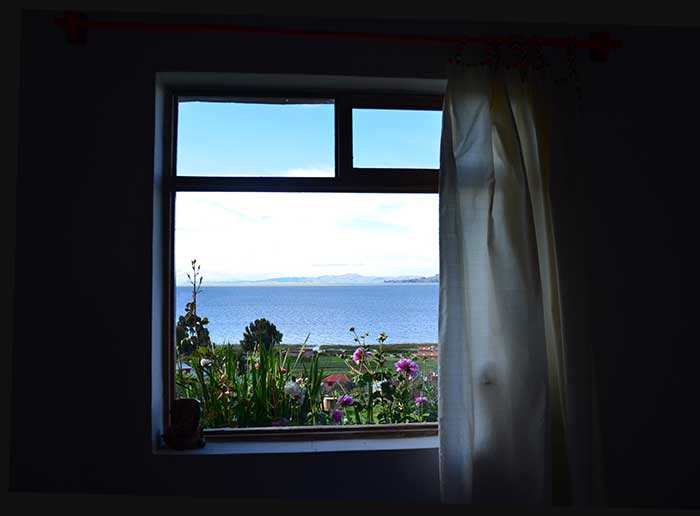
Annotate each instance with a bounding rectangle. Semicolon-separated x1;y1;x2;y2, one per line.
438;64;602;506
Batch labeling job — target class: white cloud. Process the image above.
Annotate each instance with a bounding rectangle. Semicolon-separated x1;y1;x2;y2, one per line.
174;173;438;284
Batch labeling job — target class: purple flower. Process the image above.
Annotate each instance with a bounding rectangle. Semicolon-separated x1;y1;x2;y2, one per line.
352;347;371;364
396;358;419;378
284;381;304;403
336;394;354;407
415;396;429;406
332;409;344;424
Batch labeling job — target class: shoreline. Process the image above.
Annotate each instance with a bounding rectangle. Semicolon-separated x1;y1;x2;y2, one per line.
175;282;438;287
208;342;438;348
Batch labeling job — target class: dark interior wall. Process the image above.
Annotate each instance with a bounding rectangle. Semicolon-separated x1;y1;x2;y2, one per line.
10;9;700;507
575;29;700;508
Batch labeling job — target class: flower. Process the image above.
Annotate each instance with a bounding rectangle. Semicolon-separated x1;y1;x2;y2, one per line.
352;347;371;364
415;396;429;406
332;409;344;424
396;358;419;378
336;394;354;407
280;367;287;374
284;381;304;402
199;358;212;367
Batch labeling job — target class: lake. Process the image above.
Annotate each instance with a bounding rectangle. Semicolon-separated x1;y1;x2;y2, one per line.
175;283;438;347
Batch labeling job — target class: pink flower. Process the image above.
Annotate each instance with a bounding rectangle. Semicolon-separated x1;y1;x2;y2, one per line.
280;367;287;374
396;358;419;378
352;347;371;364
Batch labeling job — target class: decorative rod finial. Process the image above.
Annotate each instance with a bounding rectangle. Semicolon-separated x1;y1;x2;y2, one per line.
55;11;87;46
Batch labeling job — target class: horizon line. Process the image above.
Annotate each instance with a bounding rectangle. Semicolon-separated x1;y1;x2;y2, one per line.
175;272;439;287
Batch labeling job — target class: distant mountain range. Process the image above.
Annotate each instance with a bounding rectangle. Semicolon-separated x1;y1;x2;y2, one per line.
384;274;439;283
210;273;439;285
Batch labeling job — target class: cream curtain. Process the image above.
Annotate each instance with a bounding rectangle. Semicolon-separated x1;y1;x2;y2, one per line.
438;64;602;506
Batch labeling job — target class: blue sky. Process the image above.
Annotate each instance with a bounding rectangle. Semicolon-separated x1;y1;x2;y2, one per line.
177;102;335;175
176;101;442;175
175;101;440;282
352;108;441;169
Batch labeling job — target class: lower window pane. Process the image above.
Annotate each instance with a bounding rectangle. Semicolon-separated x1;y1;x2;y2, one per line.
174;192;438;428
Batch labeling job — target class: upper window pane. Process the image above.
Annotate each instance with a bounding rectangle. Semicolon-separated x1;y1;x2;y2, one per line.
352;108;442;169
176;99;335;177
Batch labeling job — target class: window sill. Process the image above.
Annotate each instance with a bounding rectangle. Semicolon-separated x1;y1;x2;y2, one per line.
155;423;439;455
155;435;438;455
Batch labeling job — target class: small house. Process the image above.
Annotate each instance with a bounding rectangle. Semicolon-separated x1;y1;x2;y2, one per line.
321;373;352;393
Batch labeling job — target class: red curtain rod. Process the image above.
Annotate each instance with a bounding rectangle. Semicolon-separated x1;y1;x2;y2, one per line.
55;12;622;61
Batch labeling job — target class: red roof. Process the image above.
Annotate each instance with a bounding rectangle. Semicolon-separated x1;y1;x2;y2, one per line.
322;373;351;384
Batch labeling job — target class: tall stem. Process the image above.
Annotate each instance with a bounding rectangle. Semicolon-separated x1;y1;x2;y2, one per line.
190;260;202;346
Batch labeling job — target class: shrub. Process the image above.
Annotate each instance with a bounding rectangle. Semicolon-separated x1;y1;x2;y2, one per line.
176;259;212;356
240;318;283;353
176;336;327;428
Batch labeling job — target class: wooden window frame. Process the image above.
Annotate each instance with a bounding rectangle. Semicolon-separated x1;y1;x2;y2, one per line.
160;85;441;442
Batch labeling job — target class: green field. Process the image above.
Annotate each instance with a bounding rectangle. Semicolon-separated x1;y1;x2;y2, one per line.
210;342;438;377
312;353;437;376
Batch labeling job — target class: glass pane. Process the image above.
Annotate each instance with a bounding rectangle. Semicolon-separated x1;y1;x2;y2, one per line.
352;108;441;169
176;99;335;177
174;192;439;428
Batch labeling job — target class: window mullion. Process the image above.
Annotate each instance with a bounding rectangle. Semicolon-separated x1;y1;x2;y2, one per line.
335;94;353;184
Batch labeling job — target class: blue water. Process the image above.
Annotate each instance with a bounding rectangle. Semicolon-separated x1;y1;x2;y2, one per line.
175;284;438;346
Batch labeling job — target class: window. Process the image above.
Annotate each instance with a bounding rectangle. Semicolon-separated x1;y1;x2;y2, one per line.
352;107;442;169
177;98;336;177
159;78;442;441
